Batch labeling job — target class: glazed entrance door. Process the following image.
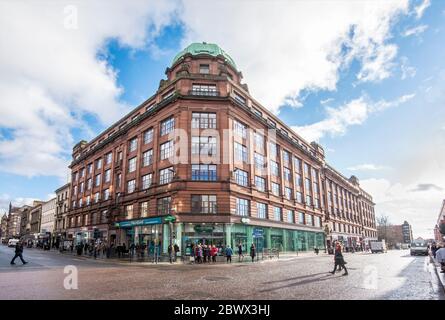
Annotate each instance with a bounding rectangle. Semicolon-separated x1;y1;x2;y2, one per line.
271;235;283;250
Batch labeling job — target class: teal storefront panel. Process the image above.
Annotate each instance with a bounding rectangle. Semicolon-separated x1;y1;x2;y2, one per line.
115;217;162;228
231;224;325;253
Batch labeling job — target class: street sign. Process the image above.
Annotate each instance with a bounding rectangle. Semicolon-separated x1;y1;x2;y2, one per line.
252;228;264;238
163;215;176;223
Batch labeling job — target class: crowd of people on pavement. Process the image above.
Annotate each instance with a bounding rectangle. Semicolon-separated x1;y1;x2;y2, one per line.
188;243;258;264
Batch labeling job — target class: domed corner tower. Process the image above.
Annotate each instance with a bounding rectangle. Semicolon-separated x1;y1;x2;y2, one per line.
165;42;243;84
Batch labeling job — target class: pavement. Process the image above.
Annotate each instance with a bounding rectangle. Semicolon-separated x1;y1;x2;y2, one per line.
0;245;444;300
431;255;445;289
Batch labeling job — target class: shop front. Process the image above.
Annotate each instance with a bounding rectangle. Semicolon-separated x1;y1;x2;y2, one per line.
182;223;226;255
228;224;325;253
114;216;176;255
177;222;325;255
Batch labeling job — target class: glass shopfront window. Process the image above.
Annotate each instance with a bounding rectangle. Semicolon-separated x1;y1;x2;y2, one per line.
182;224;225;256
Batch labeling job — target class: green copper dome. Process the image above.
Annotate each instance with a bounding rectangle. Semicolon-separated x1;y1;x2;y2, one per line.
172;42;237;70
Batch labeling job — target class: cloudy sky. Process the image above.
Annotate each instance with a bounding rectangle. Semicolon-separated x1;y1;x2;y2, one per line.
0;0;444;238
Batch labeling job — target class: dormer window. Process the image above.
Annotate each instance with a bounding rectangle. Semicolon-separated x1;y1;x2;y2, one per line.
199;64;210;74
252;108;262;117
191;84;217;96
162;89;175;100
234;91;246;105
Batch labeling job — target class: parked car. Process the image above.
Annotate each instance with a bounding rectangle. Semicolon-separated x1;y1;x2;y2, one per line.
410;241;428;256
8;238;20;247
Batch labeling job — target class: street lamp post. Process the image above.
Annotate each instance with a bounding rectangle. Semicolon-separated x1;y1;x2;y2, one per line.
323;224;330;254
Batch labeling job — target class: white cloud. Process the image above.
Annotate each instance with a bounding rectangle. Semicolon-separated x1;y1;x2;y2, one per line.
292;93;415;142
347;164;391;171
0;1;413;178
179;0;410;113
413;0;430;19
361;178;443;239
320;98;335;105
400;56;416;79
0;194;38;215
0;0;178;177
402;24;428;37
361;130;445;239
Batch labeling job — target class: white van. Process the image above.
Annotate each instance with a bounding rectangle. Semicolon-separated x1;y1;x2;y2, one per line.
8;239;20;247
370;240;387;253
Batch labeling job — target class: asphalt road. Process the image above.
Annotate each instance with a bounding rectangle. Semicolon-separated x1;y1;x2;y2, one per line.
0;245;443;300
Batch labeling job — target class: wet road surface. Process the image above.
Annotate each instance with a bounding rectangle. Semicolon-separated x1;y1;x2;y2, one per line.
0;245;443;300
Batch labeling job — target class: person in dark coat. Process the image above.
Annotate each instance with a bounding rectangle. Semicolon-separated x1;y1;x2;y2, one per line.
167;244;173;263
250;243;256;262
238;242;244;262
174;243;180;262
10;242;28;265
330;243;348;275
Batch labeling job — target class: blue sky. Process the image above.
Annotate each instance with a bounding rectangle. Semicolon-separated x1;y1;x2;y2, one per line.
0;0;444;238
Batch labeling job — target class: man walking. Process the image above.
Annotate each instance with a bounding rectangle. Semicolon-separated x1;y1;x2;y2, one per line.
10;242;28;265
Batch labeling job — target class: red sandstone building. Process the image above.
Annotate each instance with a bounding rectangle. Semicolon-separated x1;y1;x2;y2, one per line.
434;200;445;242
66;42;377;255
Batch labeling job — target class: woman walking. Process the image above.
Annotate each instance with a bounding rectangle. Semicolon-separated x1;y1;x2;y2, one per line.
225;245;233;263
238;242;244;262
250;243;256;262
330;243;348;276
211;245;218;263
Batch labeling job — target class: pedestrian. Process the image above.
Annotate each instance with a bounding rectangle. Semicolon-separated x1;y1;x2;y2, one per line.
203;245;208;263
250;243;256;262
314;246;319;255
225;245;233;263
84;242;88;255
141;243;146;260
174;243;180;262
10;242;28;265
431;243;437;259
435;243;445;273
130;242;135;258
197;244;203;264
190;244;195;264
238;242;244;262
168;244;174;264
330;243;348;276
211;245;218;263
153;240;160;264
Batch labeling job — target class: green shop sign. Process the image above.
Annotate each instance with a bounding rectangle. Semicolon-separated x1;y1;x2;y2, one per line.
194;225;214;233
163;215;176;223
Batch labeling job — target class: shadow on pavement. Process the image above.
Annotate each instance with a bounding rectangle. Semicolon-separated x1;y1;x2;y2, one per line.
259;273;335;293
262;272;329;284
